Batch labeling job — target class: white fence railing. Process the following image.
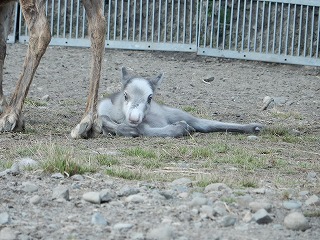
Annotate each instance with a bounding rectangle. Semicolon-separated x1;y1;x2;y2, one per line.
7;0;320;66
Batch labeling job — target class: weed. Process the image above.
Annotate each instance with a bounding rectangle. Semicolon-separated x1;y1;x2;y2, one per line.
122;147;157;159
25;98;47;107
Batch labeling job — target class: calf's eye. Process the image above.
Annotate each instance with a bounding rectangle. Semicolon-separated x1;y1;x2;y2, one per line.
147;94;153;104
124;92;128;101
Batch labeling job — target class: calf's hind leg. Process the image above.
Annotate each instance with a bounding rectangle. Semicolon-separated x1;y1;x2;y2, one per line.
71;0;106;139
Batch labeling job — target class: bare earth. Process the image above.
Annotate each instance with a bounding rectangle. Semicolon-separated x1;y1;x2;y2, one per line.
0;43;319;239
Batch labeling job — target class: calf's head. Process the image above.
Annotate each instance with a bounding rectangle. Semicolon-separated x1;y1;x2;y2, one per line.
121;67;163;126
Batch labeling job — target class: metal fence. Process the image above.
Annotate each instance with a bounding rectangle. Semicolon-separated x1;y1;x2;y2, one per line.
7;0;320;66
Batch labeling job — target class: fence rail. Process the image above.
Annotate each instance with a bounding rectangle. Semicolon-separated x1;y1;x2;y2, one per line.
7;0;320;66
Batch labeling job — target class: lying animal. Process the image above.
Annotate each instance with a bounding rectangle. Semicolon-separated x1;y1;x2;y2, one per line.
98;68;263;137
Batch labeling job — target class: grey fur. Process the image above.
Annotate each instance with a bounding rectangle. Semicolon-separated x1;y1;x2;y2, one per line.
98;67;263;137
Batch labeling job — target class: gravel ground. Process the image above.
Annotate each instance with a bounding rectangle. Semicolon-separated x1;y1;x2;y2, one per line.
0;43;319;239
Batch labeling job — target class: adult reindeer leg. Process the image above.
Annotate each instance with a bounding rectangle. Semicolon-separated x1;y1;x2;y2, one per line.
0;3;15;114
0;0;51;131
71;0;106;139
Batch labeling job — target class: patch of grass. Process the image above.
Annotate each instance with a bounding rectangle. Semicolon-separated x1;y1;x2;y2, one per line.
25;98;47;107
271;110;303;120
191;147;214;158
106;168;143;180
96;155;119;166
182;106;197;113
196;178;220;188
122;147;157;159
304;210;320;217
240;179;258;188
221;197;236;204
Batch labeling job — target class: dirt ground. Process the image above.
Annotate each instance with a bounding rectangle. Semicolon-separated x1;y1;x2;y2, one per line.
0;43;319;239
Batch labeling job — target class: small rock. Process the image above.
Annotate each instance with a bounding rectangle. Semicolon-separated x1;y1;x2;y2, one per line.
99;189;114;203
305;195;320;206
204;183;231;193
299;191;309;197
252;209;273;224
51;173;64;179
131;232;144;240
117;185;140;197
11;158;38;173
306;172;317;182
158;190;174;200
249;201;272;213
71;174;84;181
22;182;38;193
125;194;145;203
190;197;207;207
83;192;101;204
29;195;41;205
284;212;310;231
113;223;133;231
41;94;50;101
0;212;10;225
251;188;266;194
200;205;214;219
91;212;107;226
147;225;174;240
52;186;70;201
170;177;192;187
243;211;253;223
247;135;259;141
0;227;17;240
283;200;302;210
220;215;237;227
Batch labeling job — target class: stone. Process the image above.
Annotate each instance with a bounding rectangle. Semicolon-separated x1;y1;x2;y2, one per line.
99;189;114;203
22;182;38;193
41;94;50;101
284;212;310;231
247;135;259;141
51;173;64;179
306;171;317;182
305;195;320;206
91;212;107;226
252;209;273;224
170;178;192;187
52;186;70;201
243;211;253;223
11;158;38;172
29;195;41;205
204;183;231;193
125;194;145;203
249;201;272;213
220;215;237;227
71;174;84;181
0;227;17;240
83;192;101;204
200;205;214;219
190;197;207;207
283;200;302;210
0;212;10;225
117;185;140;197
113;223;133;231
251;188;266;194
147;225;174;240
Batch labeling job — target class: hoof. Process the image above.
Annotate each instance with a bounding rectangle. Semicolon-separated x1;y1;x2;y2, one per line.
71;114;101;139
0;110;25;132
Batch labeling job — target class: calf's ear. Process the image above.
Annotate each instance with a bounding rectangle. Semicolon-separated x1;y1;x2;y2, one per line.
150;73;164;89
121;67;131;84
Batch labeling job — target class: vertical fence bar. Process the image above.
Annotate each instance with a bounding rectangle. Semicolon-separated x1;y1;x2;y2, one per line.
278;3;284;54
260;1;265;53
107;0;111;41
82;8;86;38
75;0;79;38
57;0;61;37
291;4;296;56
284;3;290;56
189;0;193;44
253;1;259;52
151;0;155;42
241;0;247;51
317;7;320;58
303;6;308;57
222;0;228;49
297;5;303;56
157;0;162;42
50;0;54;35
126;0;130;41
176;0;180;43
183;0;186;44
248;0;253;51
209;0;215;48
235;0;240;50
133;0;136;41
69;0;74;38
63;0;67;38
310;6;315;57
272;2;277;54
145;0;149;42
120;0;124;40
113;0;117;40
170;0;174;43
164;0;168;42
216;0;221;48
228;0;234;50
197;0;202;47
266;1;271;53
139;0;142;41
204;0;209;47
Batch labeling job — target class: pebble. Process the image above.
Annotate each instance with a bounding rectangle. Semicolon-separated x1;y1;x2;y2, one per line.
83;192;101;204
251;188;266;194
117;185;140;197
200;205;214;219
190;197;207;207
242;211;253;223
282;200;302;210
0;227;17;240
252;209;273;224
147;225;174;240
99;189;114;203
91;212;107;226
249;201;272;213
204;183;231;193
41;94;50;101
29;195;42;205
22;181;38;193
52;186;70;201
51;173;64;179
284;212;310;231
113;223;133;231
220;215;237;227
306;171;317;182
125;194;145;203
305;195;320;206
247;135;259;141
0;212;10;225
170;177;192;187
71;174;84;181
